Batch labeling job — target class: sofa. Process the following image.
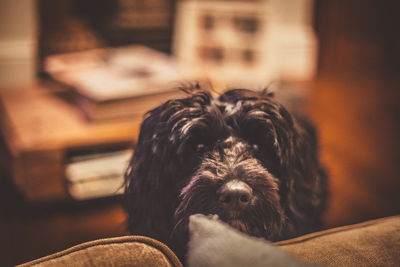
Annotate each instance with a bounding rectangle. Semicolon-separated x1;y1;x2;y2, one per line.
19;215;400;266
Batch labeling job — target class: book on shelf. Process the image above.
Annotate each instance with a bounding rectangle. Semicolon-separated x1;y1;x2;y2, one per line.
44;45;192;121
65;149;132;200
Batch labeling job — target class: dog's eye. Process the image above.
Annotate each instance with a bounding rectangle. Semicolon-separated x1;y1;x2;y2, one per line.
196;143;205;152
252;144;259;151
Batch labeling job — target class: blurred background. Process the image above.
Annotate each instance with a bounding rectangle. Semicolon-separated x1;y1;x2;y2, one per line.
0;0;399;265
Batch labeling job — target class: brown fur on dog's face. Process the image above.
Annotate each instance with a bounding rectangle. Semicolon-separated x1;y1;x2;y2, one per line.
124;87;327;260
175;136;285;240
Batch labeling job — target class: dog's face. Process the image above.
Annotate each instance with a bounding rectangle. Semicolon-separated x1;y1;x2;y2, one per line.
125;88;327;259
176;135;284;240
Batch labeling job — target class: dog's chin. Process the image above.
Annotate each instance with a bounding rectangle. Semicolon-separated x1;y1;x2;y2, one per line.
226;218;251;234
215;214;262;238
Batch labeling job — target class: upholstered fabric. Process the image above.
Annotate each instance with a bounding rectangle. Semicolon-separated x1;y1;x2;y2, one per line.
278;215;400;266
18;236;183;267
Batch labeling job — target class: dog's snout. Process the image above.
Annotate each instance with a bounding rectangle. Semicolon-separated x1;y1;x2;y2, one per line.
218;180;253;208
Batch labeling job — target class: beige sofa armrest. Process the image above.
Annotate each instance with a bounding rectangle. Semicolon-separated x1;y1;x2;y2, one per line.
18;236;183;267
277;215;400;266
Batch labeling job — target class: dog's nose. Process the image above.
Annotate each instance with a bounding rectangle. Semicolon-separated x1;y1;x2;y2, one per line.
218;180;253;208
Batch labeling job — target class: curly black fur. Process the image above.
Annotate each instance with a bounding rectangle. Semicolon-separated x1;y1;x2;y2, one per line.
124;86;327;260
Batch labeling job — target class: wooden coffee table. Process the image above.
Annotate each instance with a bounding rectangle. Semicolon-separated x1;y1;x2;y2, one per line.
0;83;153;202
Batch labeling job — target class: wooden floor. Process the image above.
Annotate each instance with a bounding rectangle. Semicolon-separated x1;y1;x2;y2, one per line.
0;183;127;266
1;73;400;266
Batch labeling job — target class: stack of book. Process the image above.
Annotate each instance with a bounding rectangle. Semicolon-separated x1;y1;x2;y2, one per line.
65;149;132;200
44;45;191;121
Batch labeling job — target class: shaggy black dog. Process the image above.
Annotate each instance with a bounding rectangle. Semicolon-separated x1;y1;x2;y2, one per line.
124;85;327;260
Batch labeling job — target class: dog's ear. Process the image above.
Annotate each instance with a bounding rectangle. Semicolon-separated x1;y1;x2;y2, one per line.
124;99;188;243
124;89;216;244
283;117;328;236
231;93;327;237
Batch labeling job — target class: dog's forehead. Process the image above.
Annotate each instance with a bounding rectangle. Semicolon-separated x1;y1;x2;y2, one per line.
217;136;250;156
221;136;244;146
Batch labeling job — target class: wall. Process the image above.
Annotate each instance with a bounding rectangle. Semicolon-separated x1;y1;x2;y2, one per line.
0;0;37;88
